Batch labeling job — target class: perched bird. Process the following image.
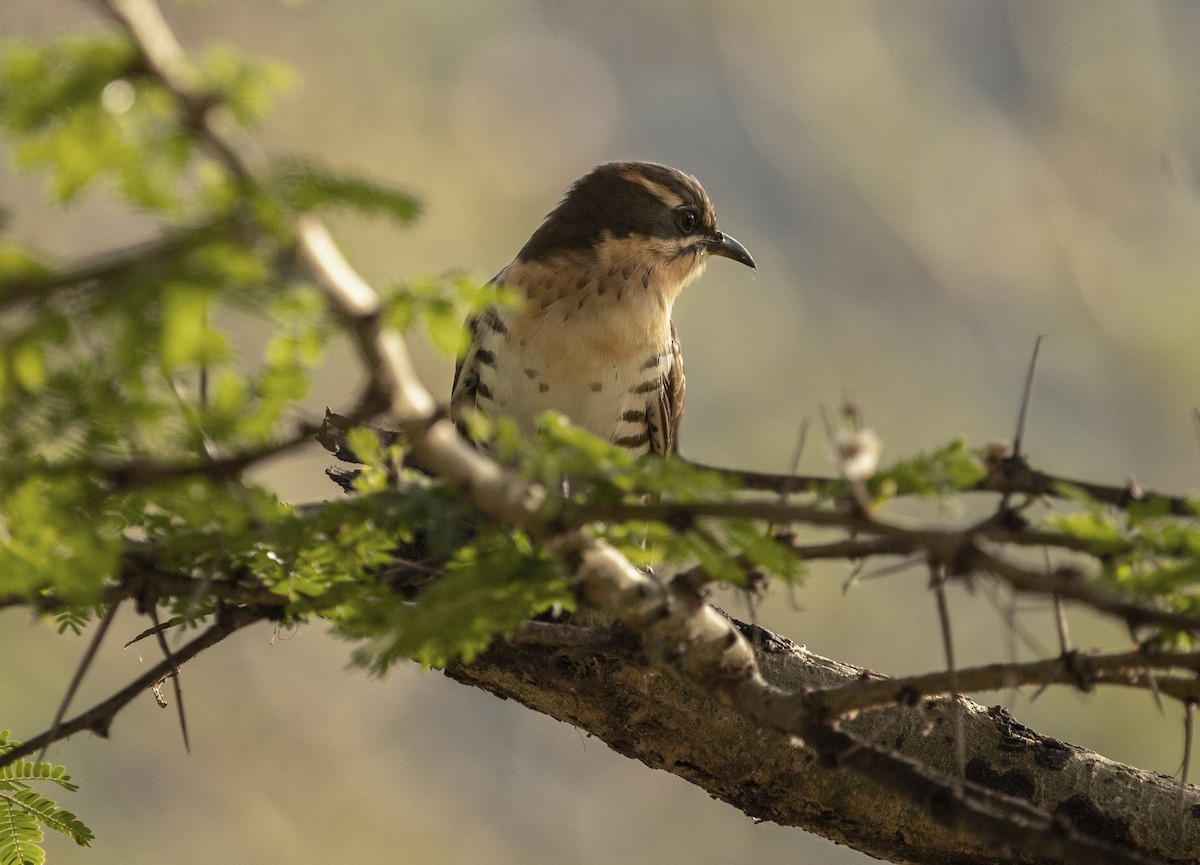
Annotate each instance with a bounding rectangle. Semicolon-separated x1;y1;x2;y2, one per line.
451;161;755;455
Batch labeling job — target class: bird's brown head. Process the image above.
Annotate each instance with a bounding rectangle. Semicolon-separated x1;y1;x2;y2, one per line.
516;162;754;303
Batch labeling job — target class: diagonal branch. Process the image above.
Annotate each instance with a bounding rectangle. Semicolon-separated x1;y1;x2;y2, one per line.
810;648;1200;716
558;497;1200;636
1;606;263;768
450;613;1193;865
146;602;189;752
0;216;239;312
684;454;1197;516
37;602;121;761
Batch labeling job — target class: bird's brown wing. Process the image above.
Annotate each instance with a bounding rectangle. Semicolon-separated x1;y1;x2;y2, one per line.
451;267;512;436
451;308;509;439
450;314;480;431
648;322;686;455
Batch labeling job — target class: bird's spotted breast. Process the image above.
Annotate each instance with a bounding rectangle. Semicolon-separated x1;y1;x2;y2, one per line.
480;312;671;454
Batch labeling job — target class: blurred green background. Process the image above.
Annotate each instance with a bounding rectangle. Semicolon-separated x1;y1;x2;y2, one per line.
3;2;1200;863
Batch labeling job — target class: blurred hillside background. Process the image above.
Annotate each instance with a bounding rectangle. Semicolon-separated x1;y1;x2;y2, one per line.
3;2;1200;863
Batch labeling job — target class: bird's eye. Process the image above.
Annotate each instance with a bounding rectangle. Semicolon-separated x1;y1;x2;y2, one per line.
675;208;698;234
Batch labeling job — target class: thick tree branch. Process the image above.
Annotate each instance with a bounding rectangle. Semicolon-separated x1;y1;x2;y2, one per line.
449;619;1198;865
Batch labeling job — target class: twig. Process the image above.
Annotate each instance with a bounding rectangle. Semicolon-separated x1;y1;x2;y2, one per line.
930;565;965;776
92;0;255;184
781;418;810;505
682;457;1196;516
1053;593;1072;655
970;546;1200;635
559;497;1200;635
37;602;121;761
2;607;262;768
1011;334;1046;459
1181;700;1195;789
1178;697;1196;830
1192;408;1200;473
805;648;1200;719
125;615;186;648
0;217;237;312
0;560;283;614
9;424;320;496
147;602;189;751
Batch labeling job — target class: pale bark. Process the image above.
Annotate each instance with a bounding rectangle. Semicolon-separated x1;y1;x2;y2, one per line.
449;619;1200;865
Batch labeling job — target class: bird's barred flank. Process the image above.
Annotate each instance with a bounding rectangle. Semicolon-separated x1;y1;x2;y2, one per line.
479;308;508;337
613;431;651;449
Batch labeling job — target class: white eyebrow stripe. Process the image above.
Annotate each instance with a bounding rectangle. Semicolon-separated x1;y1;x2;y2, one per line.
618;167;685;209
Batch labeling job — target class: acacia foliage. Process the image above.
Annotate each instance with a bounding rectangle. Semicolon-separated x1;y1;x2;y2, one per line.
0;26;810;857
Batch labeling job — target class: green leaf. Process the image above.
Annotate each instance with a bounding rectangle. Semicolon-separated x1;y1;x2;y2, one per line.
0;760;78;795
14;89;190;210
160;283;218;371
1045;509;1127;557
871;439;987;501
193;45;294;127
343;528;573;671
8;339;46;391
0;477;122;603
421;297;465;356
383;276;518;353
0;243;51;285
268;159;420;222
0;36;140;132
8;789;92;847
0;733;93;864
723;520;804;582
0;794;43;865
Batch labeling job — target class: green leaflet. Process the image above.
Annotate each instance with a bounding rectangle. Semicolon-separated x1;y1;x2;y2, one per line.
0;732;94;865
267;159;420;223
341;527;575;671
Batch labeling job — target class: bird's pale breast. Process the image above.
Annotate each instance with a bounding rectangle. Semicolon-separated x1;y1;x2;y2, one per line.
471;280;675;453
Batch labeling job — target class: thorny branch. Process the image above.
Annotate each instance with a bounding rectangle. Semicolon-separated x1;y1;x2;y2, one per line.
7;1;1200;863
36;603;121;761
2;606;263;769
556;496;1200;636
689;452;1197;517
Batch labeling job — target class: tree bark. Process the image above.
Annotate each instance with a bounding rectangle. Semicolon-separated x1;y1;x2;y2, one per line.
447;618;1200;865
